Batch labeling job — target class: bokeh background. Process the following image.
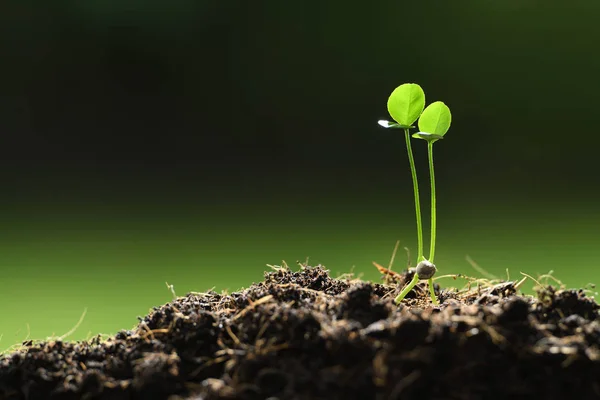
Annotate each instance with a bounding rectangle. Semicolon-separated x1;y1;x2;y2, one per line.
2;1;600;351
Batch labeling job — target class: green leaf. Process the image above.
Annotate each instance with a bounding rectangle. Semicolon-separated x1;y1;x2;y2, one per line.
417;101;452;137
386;83;425;126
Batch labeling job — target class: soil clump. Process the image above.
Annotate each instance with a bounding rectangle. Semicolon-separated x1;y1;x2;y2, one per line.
1;265;599;399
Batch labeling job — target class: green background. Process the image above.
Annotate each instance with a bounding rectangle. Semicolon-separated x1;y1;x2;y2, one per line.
1;1;600;351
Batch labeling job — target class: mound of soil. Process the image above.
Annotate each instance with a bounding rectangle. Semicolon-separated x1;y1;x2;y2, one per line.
1;265;599;399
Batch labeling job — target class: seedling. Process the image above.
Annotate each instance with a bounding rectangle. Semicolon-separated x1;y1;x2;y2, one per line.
378;84;452;305
377;83;426;264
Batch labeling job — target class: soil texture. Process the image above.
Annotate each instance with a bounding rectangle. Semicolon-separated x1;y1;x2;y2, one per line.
1;265;599;399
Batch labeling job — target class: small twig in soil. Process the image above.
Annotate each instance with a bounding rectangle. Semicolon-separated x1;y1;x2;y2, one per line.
165;282;177;300
58;308;88;341
189;356;230;379
225;325;241;347
278;283;326;296
514;276;528;291
386;240;401;282
538;271;565;288
266;261;290;272
137;322;173;342
520;272;542;288
232;295;274;321
465;255;498;280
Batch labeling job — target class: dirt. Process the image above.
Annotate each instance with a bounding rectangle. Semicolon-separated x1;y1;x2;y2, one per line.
1;265;599;400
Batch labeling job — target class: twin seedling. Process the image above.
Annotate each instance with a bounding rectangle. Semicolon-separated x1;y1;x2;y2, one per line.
378;83;452;305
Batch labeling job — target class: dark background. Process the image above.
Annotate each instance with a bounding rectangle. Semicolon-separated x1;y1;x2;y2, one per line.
3;2;599;201
1;1;600;348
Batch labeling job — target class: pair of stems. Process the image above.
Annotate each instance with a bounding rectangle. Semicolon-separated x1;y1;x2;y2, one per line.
393;129;438;305
404;128;437;264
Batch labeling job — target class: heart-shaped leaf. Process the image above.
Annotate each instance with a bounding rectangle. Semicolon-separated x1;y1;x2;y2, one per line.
417;101;452;140
386;83;425;126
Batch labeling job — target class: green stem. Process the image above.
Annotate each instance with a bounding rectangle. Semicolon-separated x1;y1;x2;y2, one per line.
404;128;423;265
428;278;438;305
427;141;436;263
394;273;419;304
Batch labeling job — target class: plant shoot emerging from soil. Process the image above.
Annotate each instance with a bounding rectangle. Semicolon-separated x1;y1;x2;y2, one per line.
377;83;426;264
379;85;452;306
414;101;452;264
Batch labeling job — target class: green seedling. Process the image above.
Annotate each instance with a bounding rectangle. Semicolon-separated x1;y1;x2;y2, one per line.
414;100;452;265
378;83;426;264
378;85;452;306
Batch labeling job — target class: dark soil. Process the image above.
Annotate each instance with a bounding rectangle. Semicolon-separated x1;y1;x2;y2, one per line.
1;265;600;400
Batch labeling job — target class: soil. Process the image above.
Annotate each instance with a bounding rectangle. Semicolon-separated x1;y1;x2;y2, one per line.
1;265;599;400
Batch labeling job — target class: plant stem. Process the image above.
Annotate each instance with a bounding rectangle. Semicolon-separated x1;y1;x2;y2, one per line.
394;273;419;304
428;277;438;305
427;141;436;263
404;128;423;265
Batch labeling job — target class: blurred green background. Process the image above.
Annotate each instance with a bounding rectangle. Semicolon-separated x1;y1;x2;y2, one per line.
1;1;600;351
